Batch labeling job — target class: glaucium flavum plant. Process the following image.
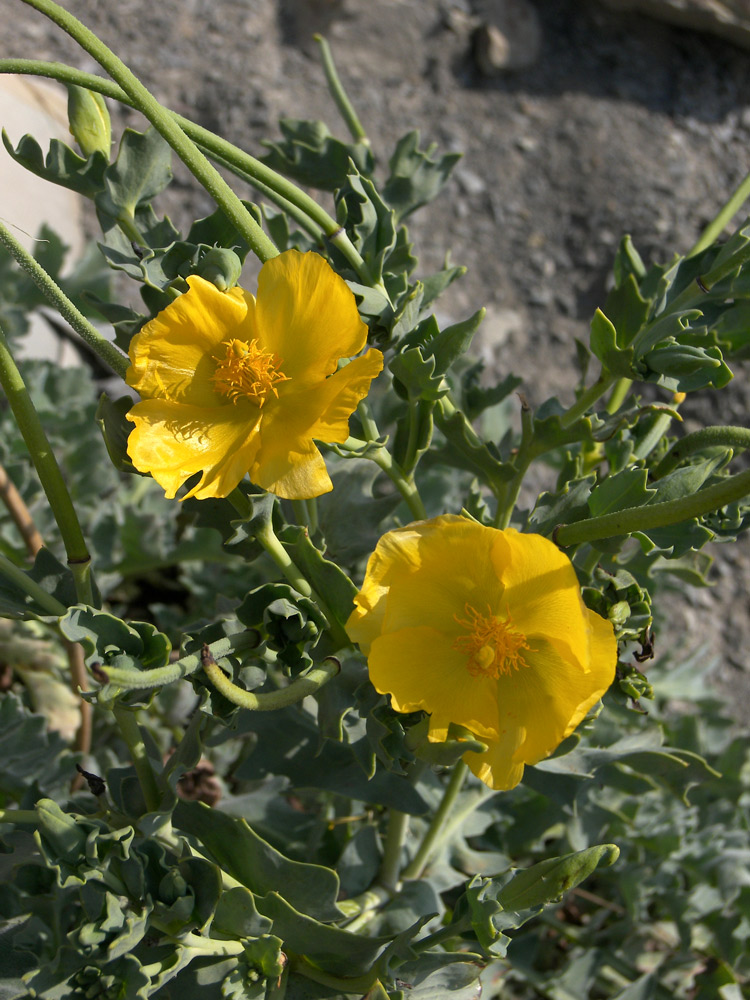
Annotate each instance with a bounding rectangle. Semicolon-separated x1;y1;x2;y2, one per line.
1;1;750;998
346;515;616;791
126;250;383;500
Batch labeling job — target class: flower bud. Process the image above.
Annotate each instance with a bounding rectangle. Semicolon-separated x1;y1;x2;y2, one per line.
67;85;111;159
196;247;243;291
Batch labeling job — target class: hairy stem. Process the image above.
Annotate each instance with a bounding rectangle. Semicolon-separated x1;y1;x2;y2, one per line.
653;424;750;478
555;466;750;547
0;221;128;379
201;645;340;711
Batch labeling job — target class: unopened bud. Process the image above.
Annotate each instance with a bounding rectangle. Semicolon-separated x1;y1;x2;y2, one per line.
67;85;111;159
196;247;243;291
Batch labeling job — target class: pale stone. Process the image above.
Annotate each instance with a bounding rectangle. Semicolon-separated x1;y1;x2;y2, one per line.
598;0;750;49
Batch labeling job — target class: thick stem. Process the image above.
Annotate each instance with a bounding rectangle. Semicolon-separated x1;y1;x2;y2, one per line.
401;760;469;880
0;809;38;825
112;702;161;813
227;490;313;598
17;0;278;264
555;466;750;547
0;324;92;603
378;808;410;892
289;955;377;996
559;373;616;429
665;238;750;315
653;424;750;478
0;221;128;379
369;447;427;520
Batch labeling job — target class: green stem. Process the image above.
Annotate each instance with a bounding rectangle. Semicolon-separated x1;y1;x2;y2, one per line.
97;631;259;689
0;323;93;603
0;809;38;825
338;886;391;928
653;424;750;478
228;490;350;649
0;59;384;287
306;496;319;535
555;467;750;547
356;400;381;442
559;373;616;429
192;140;324;242
354;404;427;519
314;35;369;144
112;702;161;813
606;377;632;415
494;397;534;529
378;808;410;892
201;647;340;711
0;221;128;379
402;397;422;476
17;0;278;264
689;165;750;257
401;760;469;880
370;446;427;520
666;239;750;315
227;490;312;598
0;552;67;616
291;498;312;531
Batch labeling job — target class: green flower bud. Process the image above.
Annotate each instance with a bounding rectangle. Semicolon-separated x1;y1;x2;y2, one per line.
196;247;243;291
644;341;722;379
67;85;111;159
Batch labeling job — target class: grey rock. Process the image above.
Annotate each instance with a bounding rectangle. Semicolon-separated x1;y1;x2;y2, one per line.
598;0;750;49
472;0;542;74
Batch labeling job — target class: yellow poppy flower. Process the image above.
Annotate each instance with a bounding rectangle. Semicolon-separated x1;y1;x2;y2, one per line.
346;514;617;790
125;249;383;500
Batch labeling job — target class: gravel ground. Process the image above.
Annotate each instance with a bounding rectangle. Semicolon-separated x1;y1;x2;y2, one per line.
3;0;750;709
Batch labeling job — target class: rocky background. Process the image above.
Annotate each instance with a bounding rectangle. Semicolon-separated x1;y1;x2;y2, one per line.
3;0;750;706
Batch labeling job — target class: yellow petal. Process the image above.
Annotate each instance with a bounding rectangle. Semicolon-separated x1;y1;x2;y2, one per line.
463;729;526;790
250;435;331;500
306;350;384;443
127;275;257;407
254;250;369;387
127;398;261;499
247;350;383;499
501;633;613;766
346;514;497;653
493;529;590;661
368;627;502;740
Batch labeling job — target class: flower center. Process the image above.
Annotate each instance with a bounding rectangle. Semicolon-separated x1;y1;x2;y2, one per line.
212;338;289;406
453;604;529;679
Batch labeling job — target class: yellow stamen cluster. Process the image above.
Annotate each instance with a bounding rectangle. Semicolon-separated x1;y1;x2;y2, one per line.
212;338;289;406
453;604;529;679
